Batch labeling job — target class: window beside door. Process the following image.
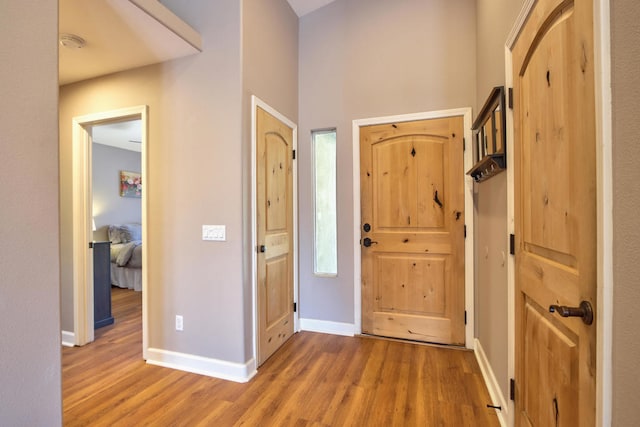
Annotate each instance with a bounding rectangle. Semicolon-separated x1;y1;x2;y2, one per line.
312;129;337;276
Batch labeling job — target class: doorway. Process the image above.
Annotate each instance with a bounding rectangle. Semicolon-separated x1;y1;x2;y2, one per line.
352;108;474;348
71;106;148;357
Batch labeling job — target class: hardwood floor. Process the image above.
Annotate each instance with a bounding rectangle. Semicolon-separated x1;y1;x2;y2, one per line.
63;287;500;426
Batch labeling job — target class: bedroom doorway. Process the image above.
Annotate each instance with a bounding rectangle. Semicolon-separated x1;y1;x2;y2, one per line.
70;106;148;356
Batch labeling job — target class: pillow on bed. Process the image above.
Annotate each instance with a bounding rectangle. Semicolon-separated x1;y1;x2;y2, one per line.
108;223;142;244
116;241;137;267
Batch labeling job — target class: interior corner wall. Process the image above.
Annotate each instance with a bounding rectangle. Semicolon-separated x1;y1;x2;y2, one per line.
298;0;477;324
59;0;248;363
474;0;524;403
0;3;61;424
475;0;523;108
92;144;142;241
610;0;640;424
241;0;298;360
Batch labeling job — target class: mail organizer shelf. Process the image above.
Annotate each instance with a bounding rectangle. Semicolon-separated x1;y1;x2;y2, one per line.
467;86;507;182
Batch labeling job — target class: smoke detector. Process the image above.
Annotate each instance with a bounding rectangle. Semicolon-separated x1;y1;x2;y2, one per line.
59;33;86;49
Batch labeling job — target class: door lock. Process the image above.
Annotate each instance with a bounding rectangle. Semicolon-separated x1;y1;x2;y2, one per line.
362;237;378;247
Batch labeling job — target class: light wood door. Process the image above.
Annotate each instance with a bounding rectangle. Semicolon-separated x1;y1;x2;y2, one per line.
512;0;596;425
257;106;294;366
360;117;465;345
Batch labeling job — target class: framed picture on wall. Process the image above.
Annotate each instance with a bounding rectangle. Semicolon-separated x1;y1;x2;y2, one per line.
120;170;142;198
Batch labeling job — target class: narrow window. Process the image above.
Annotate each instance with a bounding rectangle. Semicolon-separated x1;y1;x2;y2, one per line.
313;129;337;276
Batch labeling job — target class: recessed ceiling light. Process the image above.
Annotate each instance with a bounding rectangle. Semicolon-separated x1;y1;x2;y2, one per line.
59;33;86;49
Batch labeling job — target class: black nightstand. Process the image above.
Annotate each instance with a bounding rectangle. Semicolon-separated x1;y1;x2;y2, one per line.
92;241;114;329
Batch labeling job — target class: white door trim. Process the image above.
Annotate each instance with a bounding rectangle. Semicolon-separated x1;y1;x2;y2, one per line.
504;44;517;427
352;108;475;349
503;1;534;421
71;106;149;358
505;0;612;425
250;96;299;365
593;0;613;424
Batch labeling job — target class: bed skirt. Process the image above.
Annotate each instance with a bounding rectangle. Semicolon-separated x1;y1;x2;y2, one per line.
110;264;142;292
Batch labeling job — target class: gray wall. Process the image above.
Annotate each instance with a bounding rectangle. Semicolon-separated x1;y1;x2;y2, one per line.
298;0;477;323
59;0;298;365
0;2;61;425
241;0;299;358
60;0;247;361
474;0;524;403
611;0;640;424
92;144;142;241
473;173;508;395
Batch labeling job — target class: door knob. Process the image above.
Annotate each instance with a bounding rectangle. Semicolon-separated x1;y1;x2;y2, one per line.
258;245;266;253
549;301;593;325
362;237;378;247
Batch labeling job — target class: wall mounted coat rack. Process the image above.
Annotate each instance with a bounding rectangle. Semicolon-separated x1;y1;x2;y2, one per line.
467;86;507;182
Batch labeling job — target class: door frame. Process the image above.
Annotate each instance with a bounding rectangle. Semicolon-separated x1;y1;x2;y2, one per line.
71;105;149;357
250;95;299;365
504;0;613;425
352;108;475;348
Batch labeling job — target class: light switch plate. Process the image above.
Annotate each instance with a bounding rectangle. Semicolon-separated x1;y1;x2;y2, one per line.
202;225;226;241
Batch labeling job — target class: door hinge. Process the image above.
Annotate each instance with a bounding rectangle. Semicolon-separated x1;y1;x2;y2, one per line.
508;87;514;109
464;225;467;238
293;302;297;312
292;149;296;160
463;137;466;151
464;310;467;325
509;234;515;255
510;378;515;401
89;241;94;249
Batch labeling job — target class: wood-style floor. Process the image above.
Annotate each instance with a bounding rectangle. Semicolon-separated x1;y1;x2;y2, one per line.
63;287;500;426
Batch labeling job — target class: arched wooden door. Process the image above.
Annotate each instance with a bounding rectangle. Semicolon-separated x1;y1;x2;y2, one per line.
256;106;295;366
512;0;597;424
360;117;466;345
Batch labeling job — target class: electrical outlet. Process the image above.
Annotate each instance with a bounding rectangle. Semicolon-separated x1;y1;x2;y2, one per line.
175;315;184;331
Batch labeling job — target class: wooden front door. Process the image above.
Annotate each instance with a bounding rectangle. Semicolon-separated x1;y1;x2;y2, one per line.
512;0;597;425
360;117;465;345
256;106;294;366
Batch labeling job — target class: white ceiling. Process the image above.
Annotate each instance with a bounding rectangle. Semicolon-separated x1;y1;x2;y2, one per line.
286;0;338;17
92;119;142;152
59;0;333;86
59;0;202;85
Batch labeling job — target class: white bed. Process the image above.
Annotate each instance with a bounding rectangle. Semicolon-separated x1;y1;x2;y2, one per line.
111;262;142;291
108;224;142;292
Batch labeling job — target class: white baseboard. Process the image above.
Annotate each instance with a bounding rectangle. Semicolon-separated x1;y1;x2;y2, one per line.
299;318;355;336
145;348;257;383
475;338;508;427
61;330;75;347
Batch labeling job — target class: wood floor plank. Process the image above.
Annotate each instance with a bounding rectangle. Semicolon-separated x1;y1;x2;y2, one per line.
63;287;500;426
